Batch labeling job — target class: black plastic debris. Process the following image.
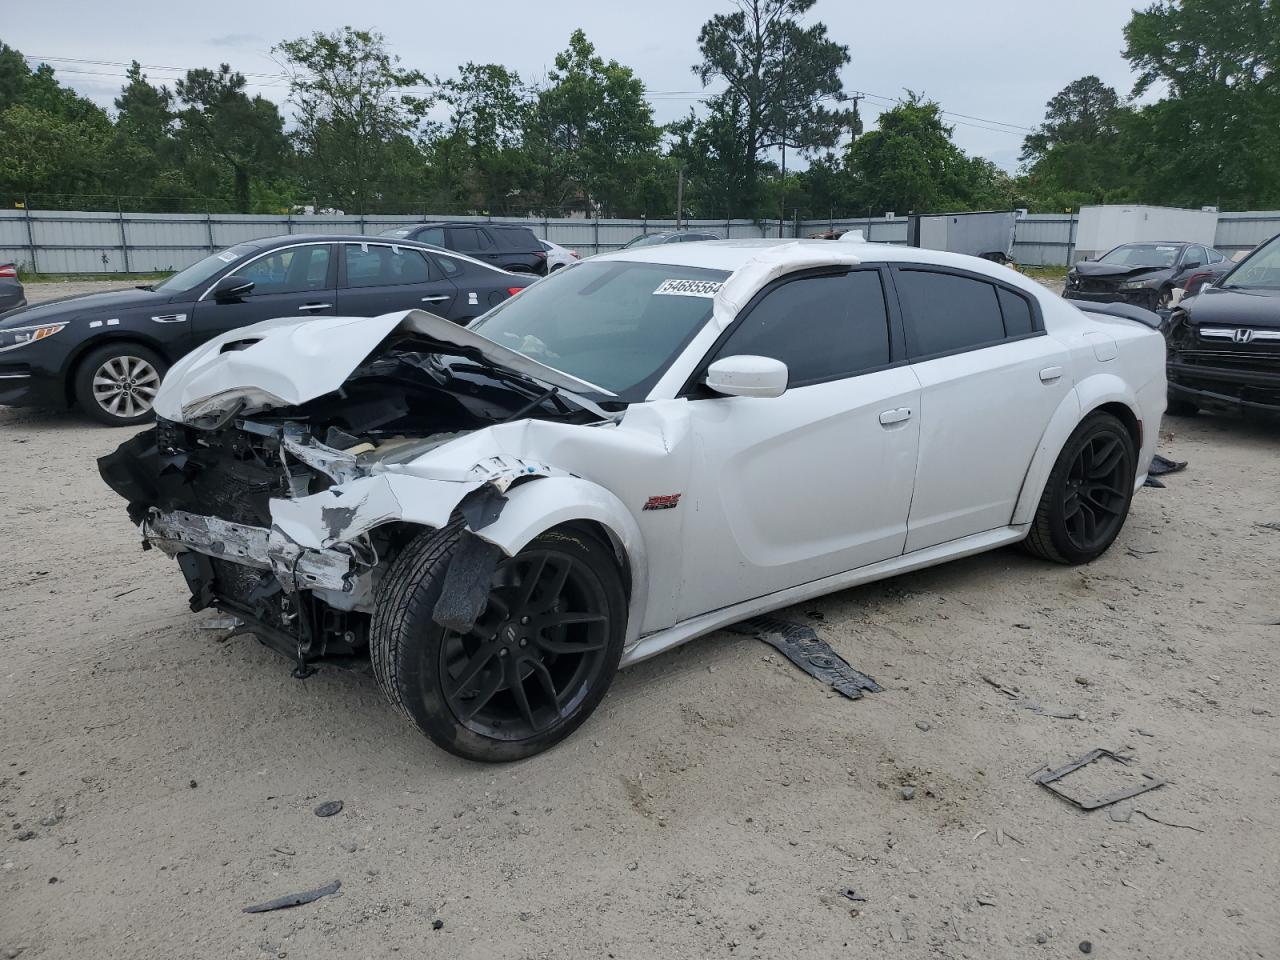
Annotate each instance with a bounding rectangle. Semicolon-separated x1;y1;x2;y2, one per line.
314;800;344;818
1033;748;1164;810
841;888;867;903
433;530;503;633
243;879;341;913
728;615;882;699
1145;453;1188;488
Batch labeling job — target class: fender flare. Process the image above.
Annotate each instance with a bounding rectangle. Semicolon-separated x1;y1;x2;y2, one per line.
1011;373;1142;526
473;476;650;649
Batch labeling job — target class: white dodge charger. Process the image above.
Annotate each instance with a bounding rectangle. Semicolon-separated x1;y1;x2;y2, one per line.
100;239;1166;761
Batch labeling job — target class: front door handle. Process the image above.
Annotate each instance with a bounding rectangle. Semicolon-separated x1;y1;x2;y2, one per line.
878;407;913;426
1039;365;1064;383
298;302;331;313
420;295;451;303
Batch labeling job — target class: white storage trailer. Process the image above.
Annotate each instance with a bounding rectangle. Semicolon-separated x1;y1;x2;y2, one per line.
1074;205;1218;262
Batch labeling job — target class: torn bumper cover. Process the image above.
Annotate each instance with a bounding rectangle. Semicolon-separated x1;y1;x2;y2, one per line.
144;510;357;595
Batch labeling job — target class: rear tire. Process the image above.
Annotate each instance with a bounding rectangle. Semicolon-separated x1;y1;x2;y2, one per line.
370;524;627;762
1023;412;1137;565
74;342;166;426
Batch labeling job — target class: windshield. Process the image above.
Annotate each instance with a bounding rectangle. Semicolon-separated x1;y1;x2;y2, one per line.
622;234;670;249
153;243;261;293
1222;234;1280;290
1097;243;1179;268
469;260;729;401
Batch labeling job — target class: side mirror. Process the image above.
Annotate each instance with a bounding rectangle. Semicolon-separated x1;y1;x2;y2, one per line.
1183;259;1203;270
705;355;788;399
212;275;255;301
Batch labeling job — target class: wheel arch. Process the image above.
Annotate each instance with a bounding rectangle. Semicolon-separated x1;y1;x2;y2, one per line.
1011;375;1144;527
63;333;171;406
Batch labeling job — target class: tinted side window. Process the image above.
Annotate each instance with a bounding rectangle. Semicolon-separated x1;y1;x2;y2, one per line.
415;226;445;246
713;271;890;386
997;288;1034;337
1183;245;1207;266
494;228;534;251
240;246;330;296
896;269;1004;358
433;255;463;278
344;244;432;288
448;227;482;251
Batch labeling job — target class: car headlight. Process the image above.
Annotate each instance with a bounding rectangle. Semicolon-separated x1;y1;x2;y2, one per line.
1118;280;1150;291
0;322;67;352
180;387;288;428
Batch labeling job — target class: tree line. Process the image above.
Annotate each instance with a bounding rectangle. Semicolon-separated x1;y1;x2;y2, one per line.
1;0;1276;220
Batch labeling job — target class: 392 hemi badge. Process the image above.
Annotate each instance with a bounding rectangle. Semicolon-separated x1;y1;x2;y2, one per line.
643;493;682;511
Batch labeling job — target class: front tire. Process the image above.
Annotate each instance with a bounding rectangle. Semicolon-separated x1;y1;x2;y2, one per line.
74;343;166;426
370;525;626;762
1023;412;1137;564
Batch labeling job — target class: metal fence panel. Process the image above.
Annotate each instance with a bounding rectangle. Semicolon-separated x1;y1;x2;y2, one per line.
1213;212;1280;255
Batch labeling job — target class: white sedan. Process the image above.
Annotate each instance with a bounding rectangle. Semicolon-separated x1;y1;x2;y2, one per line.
100;240;1166;761
539;238;579;271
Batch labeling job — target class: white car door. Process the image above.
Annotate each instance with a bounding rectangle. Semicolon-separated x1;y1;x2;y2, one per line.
678;269;922;618
891;266;1072;552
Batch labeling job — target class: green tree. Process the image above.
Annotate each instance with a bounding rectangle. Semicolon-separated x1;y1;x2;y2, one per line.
1121;0;1280;208
175;65;290;211
691;0;854;216
429;63;532;211
1019;76;1135;209
525;30;663;216
275;27;427;213
844;93;1001;214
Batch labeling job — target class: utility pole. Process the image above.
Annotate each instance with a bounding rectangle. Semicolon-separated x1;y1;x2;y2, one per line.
676;167;685;231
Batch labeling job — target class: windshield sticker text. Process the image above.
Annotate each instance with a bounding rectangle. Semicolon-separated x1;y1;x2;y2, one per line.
654;279;723;298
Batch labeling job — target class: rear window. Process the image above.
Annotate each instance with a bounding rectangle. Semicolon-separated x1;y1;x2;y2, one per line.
997;288;1034;337
896;269;1006;358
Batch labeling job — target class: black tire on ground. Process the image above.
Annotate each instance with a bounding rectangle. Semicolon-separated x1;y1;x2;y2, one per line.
370;524;627;762
1165;391;1199;417
1023;411;1137;565
73;342;167;426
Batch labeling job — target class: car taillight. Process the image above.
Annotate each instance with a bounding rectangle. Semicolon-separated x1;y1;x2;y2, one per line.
0;264;16;279
1183;271;1212;294
507;286;524;296
534;251;547;260
570;251;580;259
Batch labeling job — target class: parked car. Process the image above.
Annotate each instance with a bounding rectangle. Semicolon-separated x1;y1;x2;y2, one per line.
620;230;722;248
0;235;531;426
540;239;580;271
1063;241;1232;311
379;222;548;275
99;239;1164;761
0;262;25;314
1165;231;1280;417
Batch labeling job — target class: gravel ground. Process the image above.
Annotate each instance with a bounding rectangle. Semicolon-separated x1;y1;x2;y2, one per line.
2;282;1278;959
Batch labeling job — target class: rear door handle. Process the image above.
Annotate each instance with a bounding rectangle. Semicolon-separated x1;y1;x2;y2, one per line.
298;303;331;313
421;295;451;303
878;407;913;426
1039;365;1064;383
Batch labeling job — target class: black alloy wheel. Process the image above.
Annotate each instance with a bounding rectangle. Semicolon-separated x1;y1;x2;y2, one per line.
371;526;626;761
1024;412;1137;564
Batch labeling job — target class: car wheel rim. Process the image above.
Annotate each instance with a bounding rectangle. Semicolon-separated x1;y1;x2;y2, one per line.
92;355;159;420
439;548;611;741
1062;432;1129;552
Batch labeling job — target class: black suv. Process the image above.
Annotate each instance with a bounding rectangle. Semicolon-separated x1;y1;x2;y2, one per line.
1165;232;1280;418
380;222;548;275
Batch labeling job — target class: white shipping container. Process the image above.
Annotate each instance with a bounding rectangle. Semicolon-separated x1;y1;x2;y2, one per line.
1074;205;1218;262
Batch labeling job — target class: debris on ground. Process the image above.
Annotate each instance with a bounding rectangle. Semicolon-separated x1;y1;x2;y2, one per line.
1133;809;1204;833
981;675;1082;720
1079;940;1093;954
840;888;867;903
242;879;342;913
1145;453;1188;488
728;616;882;700
313;800;344;818
1034;749;1165;810
199;616;243;630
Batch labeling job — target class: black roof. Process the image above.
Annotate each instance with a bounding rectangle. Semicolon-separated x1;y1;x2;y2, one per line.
245;233;452;250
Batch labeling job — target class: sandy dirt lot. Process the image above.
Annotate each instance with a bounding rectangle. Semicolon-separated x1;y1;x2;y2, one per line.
2;282;1278;959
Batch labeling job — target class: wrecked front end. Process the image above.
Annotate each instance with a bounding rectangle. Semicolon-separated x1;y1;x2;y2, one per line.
99;319;606;674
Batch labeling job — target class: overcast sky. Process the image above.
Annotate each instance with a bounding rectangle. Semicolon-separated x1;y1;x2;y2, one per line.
8;0;1142;172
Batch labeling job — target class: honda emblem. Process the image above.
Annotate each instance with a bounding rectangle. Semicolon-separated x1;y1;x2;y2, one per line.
1233;328;1254;344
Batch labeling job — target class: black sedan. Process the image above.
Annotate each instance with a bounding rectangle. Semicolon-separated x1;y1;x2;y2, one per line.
1064;241;1233;312
0;262;25;314
1165;232;1280;418
0;235;531;426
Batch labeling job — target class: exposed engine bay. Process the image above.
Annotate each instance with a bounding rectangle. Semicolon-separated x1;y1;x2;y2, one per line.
99;325;609;672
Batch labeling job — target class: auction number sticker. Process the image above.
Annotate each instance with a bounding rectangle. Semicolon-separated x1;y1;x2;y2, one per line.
654;278;723;298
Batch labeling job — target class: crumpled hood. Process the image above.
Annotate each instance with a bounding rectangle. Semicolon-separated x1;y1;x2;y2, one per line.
1072;261;1171;282
153;309;614;423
